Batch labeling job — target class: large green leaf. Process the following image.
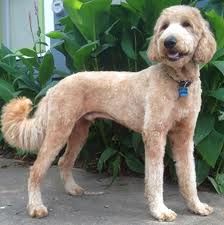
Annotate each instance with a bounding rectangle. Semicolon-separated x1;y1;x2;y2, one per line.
59;16;74;33
0;62;20;77
15;75;40;93
124;154;144;174
46;31;65;39
146;0;182;32
215;173;224;194
208;173;224;194
196;159;210;185
0;43;16;67
117;2;140;27
0;79;16;102
212;48;224;61
57;30;86;60
97;147;117;172
48;30;84;65
17;56;38;74
126;0;145;13
208;176;221;194
0;43;12;58
206;10;224;49
121;0;144;26
194;113;215;145
111;155;121;183
139;50;152;65
124;0;181;33
121;29;136;60
39;52;54;87
197;130;224;168
211;61;224;76
35;81;58;101
132;132;141;152
18;48;37;58
64;0;112;41
215;173;224;192
208;88;224;101
91;43;114;57
72;41;97;70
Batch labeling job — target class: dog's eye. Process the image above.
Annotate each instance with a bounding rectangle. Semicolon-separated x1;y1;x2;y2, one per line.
182;21;191;28
160;23;169;31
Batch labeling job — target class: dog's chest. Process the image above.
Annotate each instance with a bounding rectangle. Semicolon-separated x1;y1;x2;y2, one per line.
173;94;200;120
174;103;191;120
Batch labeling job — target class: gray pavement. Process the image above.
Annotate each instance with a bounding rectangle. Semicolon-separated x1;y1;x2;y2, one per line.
0;158;223;225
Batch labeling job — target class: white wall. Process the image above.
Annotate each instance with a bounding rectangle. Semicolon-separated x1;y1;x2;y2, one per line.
112;0;124;4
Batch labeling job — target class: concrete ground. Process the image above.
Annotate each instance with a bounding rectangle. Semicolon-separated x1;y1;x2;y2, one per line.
0;158;223;225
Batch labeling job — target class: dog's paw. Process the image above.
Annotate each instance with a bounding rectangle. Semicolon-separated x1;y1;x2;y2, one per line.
151;207;177;222
27;204;48;218
189;202;213;216
65;183;85;196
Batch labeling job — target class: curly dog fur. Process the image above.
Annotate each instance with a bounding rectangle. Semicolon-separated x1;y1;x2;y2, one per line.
1;5;216;221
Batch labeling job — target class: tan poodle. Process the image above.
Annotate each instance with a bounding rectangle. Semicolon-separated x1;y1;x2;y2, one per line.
1;5;216;222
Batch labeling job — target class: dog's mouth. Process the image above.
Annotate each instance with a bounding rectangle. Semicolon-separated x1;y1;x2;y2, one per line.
166;50;188;61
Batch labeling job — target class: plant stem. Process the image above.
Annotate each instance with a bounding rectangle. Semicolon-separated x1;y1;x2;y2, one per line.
216;147;224;176
83;63;87;71
97;121;108;148
210;100;217;114
94;57;99;71
134;30;137;72
128;58;131;71
28;12;35;46
35;4;42;57
216;158;222;176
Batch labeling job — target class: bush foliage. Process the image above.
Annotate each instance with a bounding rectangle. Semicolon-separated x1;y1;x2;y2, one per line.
0;0;224;193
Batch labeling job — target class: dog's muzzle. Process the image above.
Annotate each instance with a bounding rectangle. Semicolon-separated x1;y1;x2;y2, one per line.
163;36;188;61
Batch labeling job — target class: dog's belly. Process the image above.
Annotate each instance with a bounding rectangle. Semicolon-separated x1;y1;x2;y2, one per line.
83;111;142;133
84;112;115;121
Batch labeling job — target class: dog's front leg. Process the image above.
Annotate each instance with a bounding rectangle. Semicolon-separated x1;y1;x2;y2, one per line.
169;118;213;216
143;128;177;222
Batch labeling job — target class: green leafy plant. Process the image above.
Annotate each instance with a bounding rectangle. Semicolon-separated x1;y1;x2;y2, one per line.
0;0;58;105
0;1;62;156
0;44;56;103
47;0;183;73
193;9;224;193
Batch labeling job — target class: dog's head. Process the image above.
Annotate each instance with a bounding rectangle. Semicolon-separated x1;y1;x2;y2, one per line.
148;5;216;67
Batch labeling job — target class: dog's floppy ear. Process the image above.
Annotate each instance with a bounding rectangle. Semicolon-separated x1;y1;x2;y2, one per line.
147;31;159;62
193;21;216;64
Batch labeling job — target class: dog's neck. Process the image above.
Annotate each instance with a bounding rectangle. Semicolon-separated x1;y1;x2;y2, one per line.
162;61;200;83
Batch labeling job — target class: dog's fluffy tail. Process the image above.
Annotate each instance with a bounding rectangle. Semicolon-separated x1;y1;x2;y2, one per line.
1;97;47;152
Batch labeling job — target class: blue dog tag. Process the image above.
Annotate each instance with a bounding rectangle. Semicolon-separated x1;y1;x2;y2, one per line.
178;80;192;97
178;86;188;97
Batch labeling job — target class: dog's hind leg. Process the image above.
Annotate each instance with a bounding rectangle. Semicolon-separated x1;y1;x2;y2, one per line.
27;120;74;218
58;118;91;196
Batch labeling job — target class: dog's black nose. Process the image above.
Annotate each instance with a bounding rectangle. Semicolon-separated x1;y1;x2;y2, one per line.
164;36;177;49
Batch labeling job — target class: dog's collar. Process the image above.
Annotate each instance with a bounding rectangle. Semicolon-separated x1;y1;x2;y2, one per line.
166;73;192;97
